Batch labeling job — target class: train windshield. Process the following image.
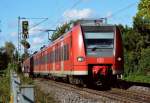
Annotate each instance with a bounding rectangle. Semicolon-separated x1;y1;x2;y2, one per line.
82;26;114;57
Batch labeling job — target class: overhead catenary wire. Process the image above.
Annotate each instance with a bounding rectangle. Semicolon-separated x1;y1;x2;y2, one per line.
29;18;48;30
106;1;138;19
19;17;48;34
50;0;82;28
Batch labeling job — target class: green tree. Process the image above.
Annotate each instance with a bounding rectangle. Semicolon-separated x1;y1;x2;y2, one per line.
133;0;150;48
137;0;150;19
0;49;9;70
4;41;15;62
51;21;74;41
0;42;17;70
122;0;150;81
138;48;150;74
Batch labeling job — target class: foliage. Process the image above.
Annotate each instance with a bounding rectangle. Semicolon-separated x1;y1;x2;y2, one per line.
0;63;11;101
35;86;57;103
124;75;150;83
0;51;9;70
19;72;33;85
51;21;73;41
121;0;150;83
0;41;17;70
138;48;150;75
136;0;150;19
4;42;15;60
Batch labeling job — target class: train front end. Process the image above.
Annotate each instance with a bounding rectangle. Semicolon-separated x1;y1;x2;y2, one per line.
73;20;124;85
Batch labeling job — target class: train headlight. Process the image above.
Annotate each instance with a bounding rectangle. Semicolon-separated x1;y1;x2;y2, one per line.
77;57;84;62
117;57;122;61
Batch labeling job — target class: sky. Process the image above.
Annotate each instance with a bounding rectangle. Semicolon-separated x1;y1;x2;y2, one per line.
0;0;139;53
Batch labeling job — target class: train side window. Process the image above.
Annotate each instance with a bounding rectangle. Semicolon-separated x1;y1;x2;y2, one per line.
45;54;47;64
51;52;53;63
51;52;52;63
67;44;69;60
35;58;37;65
40;56;42;64
36;58;37;65
55;49;56;62
63;45;66;60
53;51;54;63
43;55;45;64
57;48;59;62
47;53;49;63
37;58;40;65
37;58;39;65
34;58;36;65
65;45;66;60
39;57;41;64
58;47;60;61
59;47;61;62
42;55;44;64
42;55;43;64
48;53;50;63
38;57;40;64
56;48;57;62
60;47;62;61
63;44;69;61
49;52;51;63
66;45;67;60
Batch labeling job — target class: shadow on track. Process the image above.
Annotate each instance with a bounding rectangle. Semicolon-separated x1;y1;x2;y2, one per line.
113;79;150;90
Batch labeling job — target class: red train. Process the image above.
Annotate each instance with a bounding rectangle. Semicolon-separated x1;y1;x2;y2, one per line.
23;19;124;86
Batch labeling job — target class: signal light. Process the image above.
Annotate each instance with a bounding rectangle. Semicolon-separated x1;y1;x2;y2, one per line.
22;21;29;39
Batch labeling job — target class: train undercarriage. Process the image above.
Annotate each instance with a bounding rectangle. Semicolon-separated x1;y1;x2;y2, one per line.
29;65;121;88
66;65;119;88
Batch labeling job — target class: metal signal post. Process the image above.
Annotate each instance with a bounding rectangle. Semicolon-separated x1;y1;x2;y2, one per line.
17;17;48;62
18;17;29;62
18;16;21;62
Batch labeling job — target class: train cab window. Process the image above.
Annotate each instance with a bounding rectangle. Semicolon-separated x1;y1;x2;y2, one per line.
82;26;114;57
85;32;114;48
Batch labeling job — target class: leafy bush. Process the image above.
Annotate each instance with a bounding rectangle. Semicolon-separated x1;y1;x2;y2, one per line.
138;48;150;75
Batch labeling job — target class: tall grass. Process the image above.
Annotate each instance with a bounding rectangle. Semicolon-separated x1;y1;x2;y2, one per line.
0;64;12;102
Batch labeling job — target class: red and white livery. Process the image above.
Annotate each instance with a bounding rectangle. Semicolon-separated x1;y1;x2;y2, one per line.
23;19;124;86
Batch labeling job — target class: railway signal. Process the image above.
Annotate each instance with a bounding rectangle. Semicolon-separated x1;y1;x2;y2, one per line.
22;21;29;39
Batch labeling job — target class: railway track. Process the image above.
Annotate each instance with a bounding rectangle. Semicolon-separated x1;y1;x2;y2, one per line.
108;88;150;103
34;78;150;103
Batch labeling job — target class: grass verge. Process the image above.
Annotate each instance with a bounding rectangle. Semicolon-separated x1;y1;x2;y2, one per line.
123;74;150;84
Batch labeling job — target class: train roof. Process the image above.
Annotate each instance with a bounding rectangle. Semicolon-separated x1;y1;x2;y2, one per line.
31;19;116;56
